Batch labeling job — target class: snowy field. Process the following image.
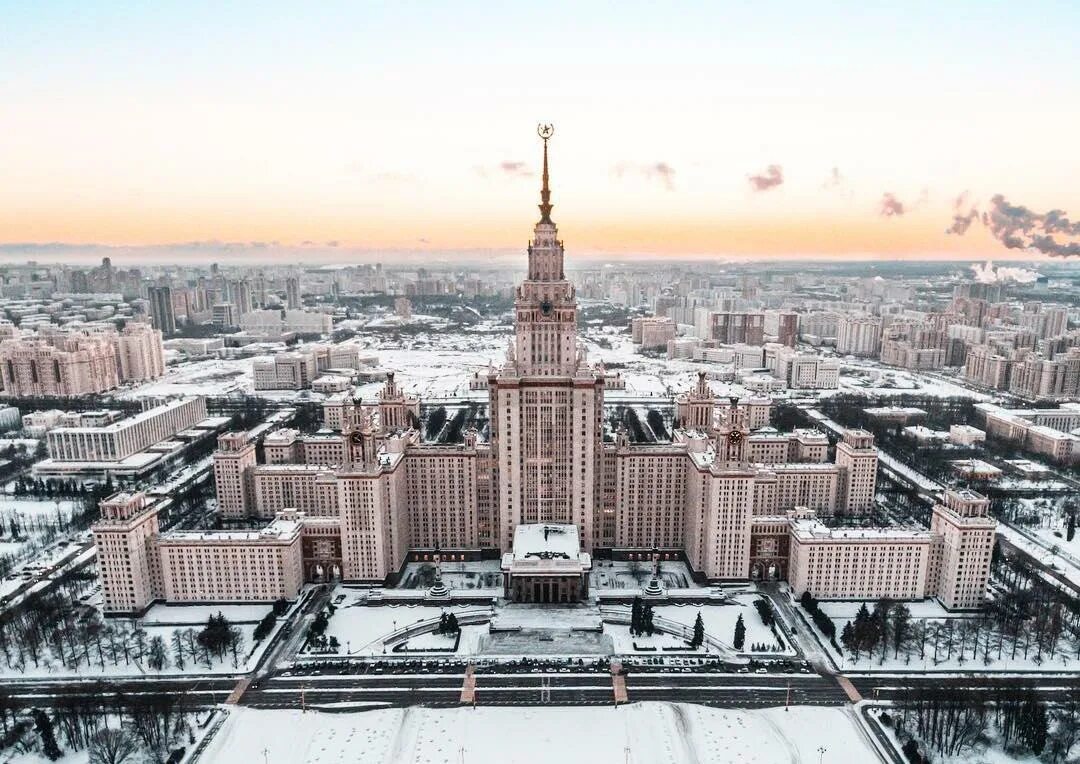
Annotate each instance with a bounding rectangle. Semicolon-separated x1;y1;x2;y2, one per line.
197;703;877;764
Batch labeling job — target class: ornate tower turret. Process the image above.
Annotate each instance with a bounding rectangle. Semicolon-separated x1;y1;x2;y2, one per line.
514;124;579;376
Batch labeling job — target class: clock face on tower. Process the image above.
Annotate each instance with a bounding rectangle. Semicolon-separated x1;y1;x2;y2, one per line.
728;430;743;445
540;299;553;317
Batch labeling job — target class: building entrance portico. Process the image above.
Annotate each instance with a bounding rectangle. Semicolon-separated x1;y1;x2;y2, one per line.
502;524;592;603
513;574;583;603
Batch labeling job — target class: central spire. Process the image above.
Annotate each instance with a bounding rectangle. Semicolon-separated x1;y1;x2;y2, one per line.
537;123;554;224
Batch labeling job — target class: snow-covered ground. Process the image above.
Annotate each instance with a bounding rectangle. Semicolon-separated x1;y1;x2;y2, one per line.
811;599;1080;673
315;601;486;656
0;601;286;679
1011;497;1080;563
653;597;788;653
312;593;788;659
197;703;876;764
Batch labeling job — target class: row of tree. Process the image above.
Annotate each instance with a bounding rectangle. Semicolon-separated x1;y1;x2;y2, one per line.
1;690;208;763
892;690;1080;762
0;588;248;675
839;599;911;662
799;592;839;649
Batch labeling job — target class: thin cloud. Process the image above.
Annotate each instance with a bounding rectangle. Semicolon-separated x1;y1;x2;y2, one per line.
945;191;979;235
821;166;853;199
475;161;534;179
879;193;905;217
613;161;677;190
747;164;783;192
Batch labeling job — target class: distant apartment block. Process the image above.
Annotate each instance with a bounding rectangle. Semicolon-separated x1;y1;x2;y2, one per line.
0;323;163;397
836;315;882;357
631;316;677;350
239;308;333;336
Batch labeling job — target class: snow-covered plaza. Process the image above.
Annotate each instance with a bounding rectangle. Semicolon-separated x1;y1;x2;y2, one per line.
199;703;875;764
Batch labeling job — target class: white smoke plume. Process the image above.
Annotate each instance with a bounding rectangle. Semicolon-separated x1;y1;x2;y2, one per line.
970;261;1039;284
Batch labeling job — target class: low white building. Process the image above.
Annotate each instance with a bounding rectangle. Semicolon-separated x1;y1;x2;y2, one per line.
949;424;986;446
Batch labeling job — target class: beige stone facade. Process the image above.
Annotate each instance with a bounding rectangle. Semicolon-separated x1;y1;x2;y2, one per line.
94;131;994;613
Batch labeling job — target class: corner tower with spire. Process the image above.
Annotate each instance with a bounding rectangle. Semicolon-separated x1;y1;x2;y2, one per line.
490;124;605;553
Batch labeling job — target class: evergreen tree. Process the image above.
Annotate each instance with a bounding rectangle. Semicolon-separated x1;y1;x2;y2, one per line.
690;612;705;648
148;635;168;671
733;614;746;650
1018;693;1049;755
840;620;855;654
643;603;655;636
33;709;63;761
1068;512;1076;542
630;597;643;636
853;603;872;658
891;603;911;658
438;612;449;635
310;611;329;638
446;613;459;634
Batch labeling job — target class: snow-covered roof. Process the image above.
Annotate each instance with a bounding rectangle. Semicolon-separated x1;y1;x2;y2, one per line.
511;523;580;559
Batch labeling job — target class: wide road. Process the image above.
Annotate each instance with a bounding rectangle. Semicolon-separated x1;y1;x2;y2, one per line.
238;670;849;710
851;673;1080;703
2;676;237;709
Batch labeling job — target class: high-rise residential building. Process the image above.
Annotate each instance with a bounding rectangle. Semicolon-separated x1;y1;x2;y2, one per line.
147;285;176;335
286;277;301;309
211;303;237;328
695;310;765;345
0;331;119;396
836;315;882;357
115;322;165;382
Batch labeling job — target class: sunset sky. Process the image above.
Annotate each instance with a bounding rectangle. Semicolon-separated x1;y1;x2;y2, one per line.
2;2;1079;261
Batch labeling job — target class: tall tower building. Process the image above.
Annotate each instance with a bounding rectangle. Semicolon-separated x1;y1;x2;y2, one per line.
835;429;878;514
286;277;301;309
147;285;176;335
489;125;605;551
214;432;256;517
928;489;996;609
92;492;163;614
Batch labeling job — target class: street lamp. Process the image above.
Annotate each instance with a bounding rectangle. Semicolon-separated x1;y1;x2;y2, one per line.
817;746;827;764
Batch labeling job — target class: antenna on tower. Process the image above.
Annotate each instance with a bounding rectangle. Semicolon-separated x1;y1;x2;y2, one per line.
537;123;555;224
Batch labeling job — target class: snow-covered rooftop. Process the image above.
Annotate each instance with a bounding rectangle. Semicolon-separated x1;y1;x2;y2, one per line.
511;523;580;559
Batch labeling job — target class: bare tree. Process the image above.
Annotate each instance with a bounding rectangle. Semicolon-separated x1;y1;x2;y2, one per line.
89;727;140;764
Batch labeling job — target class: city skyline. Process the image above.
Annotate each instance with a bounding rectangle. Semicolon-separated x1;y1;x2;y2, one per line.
3;2;1079;262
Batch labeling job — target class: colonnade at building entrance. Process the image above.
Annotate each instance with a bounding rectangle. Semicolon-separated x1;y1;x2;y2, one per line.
506;574;588;603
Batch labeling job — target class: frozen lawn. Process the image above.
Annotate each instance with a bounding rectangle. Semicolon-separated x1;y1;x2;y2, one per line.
654;595;787;653
197;703;876;763
318;602;486;656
